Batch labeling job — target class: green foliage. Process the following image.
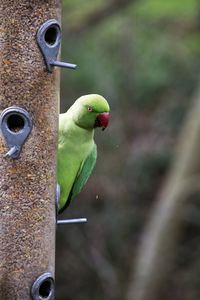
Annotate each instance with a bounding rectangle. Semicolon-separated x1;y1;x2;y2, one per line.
133;0;198;20
61;0;200;111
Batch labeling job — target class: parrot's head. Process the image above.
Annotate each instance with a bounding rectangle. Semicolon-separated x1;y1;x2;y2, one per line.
72;94;110;130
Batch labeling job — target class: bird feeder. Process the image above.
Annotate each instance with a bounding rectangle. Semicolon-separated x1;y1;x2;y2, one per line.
0;1;66;299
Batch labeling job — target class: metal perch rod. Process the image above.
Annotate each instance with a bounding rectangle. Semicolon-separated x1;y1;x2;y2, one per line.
57;218;87;225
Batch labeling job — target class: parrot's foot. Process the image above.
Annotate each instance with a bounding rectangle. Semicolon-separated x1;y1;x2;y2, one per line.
56;184;60;213
56;184;87;225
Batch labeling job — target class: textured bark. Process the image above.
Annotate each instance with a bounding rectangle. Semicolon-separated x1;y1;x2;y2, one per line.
0;1;60;299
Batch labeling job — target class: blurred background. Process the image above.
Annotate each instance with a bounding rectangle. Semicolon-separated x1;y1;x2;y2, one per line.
56;0;200;299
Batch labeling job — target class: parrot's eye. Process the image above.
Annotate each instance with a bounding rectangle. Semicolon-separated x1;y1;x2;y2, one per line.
87;106;93;112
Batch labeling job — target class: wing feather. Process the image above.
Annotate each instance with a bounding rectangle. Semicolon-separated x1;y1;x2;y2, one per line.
59;144;97;213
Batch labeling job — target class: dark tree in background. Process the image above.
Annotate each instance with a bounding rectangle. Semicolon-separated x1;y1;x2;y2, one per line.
56;1;200;299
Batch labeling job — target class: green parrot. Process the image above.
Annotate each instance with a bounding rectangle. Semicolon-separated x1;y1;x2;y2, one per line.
57;94;110;213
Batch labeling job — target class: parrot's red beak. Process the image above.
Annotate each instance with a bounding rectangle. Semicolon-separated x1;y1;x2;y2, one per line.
95;112;110;130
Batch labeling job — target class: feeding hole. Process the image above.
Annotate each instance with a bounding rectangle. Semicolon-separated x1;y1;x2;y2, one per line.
39;278;53;299
7;114;25;133
44;26;59;46
31;273;54;300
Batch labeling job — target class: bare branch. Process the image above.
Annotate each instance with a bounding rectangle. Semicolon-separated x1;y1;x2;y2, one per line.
126;85;200;300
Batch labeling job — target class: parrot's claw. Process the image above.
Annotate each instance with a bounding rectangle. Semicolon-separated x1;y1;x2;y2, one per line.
56;183;87;225
56;184;60;212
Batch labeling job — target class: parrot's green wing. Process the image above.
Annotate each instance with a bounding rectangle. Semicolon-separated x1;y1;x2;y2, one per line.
72;144;97;198
59;144;97;213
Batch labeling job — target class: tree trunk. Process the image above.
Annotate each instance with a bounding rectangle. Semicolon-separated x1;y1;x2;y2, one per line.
127;86;200;300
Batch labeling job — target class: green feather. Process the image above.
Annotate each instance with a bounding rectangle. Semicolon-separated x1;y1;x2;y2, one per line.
71;144;97;198
57;94;109;213
59;144;97;213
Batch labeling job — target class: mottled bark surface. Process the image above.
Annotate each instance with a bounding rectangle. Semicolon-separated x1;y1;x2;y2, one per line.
0;1;60;299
